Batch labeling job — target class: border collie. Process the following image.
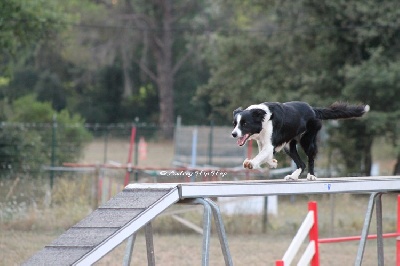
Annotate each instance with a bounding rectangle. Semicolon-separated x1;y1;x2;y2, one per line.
231;101;369;180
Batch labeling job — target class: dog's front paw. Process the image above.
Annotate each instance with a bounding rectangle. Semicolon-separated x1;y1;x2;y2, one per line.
268;159;278;169
243;158;253;169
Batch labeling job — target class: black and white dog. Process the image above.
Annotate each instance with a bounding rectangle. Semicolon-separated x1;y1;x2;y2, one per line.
232;101;369;180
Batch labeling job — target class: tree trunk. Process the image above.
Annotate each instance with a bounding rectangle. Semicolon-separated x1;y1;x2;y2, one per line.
155;0;174;139
121;46;133;98
363;136;373;176
394;152;400;175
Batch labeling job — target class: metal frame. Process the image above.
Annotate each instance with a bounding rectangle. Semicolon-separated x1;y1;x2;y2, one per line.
355;192;385;266
122;198;233;266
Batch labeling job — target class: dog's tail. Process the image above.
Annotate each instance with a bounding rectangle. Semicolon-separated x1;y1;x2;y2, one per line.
313;102;370;120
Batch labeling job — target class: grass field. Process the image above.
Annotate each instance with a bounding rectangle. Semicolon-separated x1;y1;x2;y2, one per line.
1;193;398;265
1;138;399;265
2;231;396;266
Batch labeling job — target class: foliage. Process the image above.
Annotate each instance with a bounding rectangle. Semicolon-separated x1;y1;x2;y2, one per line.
198;0;400;175
0;0;67;66
0;95;91;177
0;0;399;174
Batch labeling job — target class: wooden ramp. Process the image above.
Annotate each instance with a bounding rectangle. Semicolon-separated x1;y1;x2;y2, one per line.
24;185;179;266
24;176;400;265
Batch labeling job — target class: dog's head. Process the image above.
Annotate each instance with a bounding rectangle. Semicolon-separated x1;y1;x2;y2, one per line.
231;107;266;146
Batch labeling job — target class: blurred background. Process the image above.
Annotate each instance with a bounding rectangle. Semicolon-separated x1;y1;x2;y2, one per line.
0;0;399;265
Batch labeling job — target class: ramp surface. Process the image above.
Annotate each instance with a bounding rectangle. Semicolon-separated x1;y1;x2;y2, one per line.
24;184;179;266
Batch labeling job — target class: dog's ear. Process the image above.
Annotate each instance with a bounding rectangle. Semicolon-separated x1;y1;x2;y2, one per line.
251;108;266;122
233;107;243;117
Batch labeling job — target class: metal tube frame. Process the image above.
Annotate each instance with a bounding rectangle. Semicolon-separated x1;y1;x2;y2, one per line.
122;198;232;266
355;192;384;266
123;222;155;266
123;192;388;266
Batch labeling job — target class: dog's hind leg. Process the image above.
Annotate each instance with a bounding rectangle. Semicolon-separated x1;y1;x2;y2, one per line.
284;140;306;180
300;119;322;181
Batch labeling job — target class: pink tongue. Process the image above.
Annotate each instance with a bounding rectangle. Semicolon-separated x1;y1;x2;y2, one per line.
237;134;249;146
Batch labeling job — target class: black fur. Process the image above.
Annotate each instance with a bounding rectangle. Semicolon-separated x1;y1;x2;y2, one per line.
232;101;369;178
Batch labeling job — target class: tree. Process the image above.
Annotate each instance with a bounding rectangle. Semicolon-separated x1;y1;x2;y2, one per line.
0;0;66;67
110;0;212;137
198;0;400;175
0;95;92;176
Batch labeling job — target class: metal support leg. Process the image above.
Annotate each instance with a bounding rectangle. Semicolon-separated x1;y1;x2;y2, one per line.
355;192;382;266
192;198;212;266
123;233;137;266
145;222;156;266
375;193;384;266
204;198;233;266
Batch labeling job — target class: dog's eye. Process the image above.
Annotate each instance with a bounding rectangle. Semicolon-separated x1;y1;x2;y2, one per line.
233;121;237;127
241;121;246;126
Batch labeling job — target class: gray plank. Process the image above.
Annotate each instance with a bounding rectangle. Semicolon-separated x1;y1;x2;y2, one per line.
50;227;118;247
23;247;91;266
75;209;143;228
100;188;172;209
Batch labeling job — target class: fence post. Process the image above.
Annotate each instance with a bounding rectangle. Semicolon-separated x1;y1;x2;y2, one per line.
92;164;100;210
208;121;214;166
308;201;320;266
50;114;57;190
124;126;136;186
190;127;198;182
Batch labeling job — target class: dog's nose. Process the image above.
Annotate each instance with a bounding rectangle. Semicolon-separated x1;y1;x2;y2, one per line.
232;132;237;138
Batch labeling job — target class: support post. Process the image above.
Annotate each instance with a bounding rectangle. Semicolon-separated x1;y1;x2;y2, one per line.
124;126;136;186
308;201;320;266
204;198;233;266
91;164;100;210
262;196;268;233
208;121;214;166
192;198;212;266
355;192;379;266
145;223;155;266
50;114;57;190
123;233;137;266
375;193;384;266
191;128;198;181
397;195;400;266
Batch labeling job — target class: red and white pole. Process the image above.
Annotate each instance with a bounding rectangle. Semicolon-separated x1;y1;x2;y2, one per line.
309;201;320;266
396;195;400;266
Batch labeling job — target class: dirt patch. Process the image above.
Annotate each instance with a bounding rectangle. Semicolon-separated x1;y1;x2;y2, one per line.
3;231;394;266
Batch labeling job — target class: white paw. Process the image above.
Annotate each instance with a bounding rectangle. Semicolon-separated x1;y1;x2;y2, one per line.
307;173;318;181
284;175;298;181
284;168;302;181
268;159;278;168
243;158;254;169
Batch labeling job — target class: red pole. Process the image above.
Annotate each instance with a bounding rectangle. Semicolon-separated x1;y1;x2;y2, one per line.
275;260;284;266
124;126;136;186
308;201;320;266
397;195;400;266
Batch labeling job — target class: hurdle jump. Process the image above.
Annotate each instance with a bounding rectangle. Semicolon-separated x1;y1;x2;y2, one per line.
275;202;319;266
276;195;400;266
25;176;400;265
